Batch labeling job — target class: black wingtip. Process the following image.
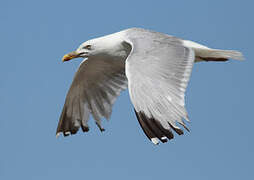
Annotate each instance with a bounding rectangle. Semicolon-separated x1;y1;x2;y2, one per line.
161;137;168;143
134;109;189;144
169;124;184;135
100;128;105;132
81;125;90;132
134;109;175;144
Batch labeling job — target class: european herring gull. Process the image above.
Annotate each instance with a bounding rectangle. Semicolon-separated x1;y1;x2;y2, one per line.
56;28;243;144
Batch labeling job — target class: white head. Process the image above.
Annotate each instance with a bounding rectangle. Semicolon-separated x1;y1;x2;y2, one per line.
62;32;129;62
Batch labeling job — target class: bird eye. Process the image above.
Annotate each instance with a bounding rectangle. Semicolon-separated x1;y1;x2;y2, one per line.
83;45;92;50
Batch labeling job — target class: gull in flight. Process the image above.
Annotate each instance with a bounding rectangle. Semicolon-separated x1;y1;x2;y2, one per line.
56;28;243;144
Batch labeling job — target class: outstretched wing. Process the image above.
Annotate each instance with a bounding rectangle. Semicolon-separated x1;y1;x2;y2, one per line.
124;28;195;144
56;57;127;136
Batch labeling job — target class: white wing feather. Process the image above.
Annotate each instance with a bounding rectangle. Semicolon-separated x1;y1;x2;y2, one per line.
124;28;195;144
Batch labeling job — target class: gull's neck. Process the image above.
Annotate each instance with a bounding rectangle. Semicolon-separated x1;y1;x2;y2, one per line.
89;31;130;61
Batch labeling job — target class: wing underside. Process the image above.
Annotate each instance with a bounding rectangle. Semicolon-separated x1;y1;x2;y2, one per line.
56;57;127;136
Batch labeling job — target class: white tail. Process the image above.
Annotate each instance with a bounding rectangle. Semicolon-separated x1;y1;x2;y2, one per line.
183;40;244;62
197;49;244;61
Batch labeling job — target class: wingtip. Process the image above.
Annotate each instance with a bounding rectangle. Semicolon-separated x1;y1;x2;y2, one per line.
161;136;168;143
64;131;71;136
100;128;105;132
56;131;72;138
151;138;160;145
56;132;61;138
185;115;190;122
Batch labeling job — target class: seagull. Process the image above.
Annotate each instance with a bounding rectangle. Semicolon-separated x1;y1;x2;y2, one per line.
56;28;243;144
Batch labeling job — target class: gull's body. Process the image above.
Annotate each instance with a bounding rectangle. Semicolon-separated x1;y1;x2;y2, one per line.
57;28;243;144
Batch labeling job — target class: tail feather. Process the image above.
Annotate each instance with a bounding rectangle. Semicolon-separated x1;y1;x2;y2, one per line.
200;49;244;61
183;40;244;61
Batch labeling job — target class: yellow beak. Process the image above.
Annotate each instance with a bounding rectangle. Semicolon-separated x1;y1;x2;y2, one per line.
62;51;79;62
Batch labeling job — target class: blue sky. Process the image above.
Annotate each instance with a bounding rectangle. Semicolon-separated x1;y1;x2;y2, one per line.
1;0;253;179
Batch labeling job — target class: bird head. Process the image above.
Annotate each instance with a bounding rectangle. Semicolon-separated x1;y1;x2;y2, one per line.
62;41;94;62
61;31;129;62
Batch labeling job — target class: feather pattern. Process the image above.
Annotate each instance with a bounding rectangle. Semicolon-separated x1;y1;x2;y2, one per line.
124;28;195;143
56;57;127;136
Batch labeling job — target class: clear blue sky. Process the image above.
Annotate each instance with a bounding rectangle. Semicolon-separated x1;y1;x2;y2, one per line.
1;0;253;179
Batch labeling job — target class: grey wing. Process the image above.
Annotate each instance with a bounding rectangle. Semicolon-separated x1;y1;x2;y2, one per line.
124;29;195;144
56;57;127;136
